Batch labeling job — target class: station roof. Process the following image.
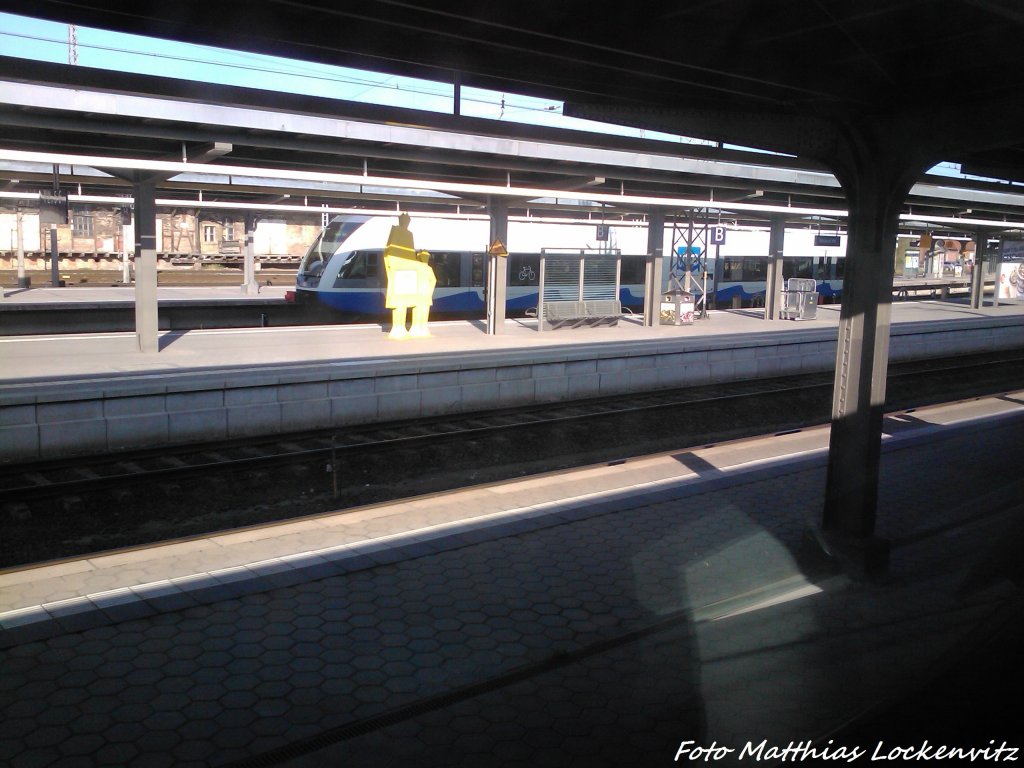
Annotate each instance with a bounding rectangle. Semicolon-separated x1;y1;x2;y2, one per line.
1;1;1023;230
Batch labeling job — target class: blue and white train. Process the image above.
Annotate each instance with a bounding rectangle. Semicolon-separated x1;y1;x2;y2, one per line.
293;214;847;316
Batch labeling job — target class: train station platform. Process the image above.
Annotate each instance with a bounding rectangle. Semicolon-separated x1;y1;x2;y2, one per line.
2;300;1024;463
0;277;982;334
1;391;1022;766
0;285;292;305
0;285;294;336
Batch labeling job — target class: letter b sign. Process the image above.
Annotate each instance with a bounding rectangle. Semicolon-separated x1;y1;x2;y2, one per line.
710;226;727;246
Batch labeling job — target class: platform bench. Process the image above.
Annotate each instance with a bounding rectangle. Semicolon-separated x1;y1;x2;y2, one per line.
542;299;622;329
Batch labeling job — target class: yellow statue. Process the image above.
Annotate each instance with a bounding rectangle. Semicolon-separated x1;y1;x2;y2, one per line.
383;213;436;338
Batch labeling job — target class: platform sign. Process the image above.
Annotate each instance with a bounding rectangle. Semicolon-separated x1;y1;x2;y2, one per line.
999;237;1024;262
814;234;841;247
38;191;68;226
488;238;508;257
596;224;609;241
710;225;727;246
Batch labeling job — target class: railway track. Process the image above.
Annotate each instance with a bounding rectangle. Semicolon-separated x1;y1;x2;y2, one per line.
0;376;819;504
2;349;1023;567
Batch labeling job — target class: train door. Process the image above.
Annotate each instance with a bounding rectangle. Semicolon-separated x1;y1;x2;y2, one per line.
462;251;488;312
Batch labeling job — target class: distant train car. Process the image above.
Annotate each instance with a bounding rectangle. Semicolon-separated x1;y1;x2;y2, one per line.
709;229;847;305
294;215;847;316
295;215;654;317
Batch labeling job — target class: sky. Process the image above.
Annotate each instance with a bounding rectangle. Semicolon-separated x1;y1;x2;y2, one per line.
0;11;1010;184
0;11;713;145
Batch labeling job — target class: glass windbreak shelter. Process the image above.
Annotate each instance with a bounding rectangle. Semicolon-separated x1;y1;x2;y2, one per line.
537;249;622;331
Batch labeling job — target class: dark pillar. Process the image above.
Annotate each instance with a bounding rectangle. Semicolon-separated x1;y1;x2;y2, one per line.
486;196;509;335
970;230;986;310
49;225;59;287
133;180;158;353
644;208;665;328
763;215;785;320
820;149;923;572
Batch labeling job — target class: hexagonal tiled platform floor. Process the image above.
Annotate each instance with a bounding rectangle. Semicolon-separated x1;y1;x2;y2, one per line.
2;399;1023;767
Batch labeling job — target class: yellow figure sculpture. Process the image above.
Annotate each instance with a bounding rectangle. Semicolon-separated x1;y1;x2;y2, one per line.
383;213;436;338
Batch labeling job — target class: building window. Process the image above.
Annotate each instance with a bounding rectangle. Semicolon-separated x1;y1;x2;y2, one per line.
73;213;93;237
203;225;218;243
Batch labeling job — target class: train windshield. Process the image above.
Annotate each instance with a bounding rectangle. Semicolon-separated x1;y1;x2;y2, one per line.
297;218;366;286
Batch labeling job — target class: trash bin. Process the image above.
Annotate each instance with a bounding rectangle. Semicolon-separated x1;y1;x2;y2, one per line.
661;287;695;325
780;278;818;320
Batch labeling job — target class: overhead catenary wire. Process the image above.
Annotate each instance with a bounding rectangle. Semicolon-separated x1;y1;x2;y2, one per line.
0;29;566;118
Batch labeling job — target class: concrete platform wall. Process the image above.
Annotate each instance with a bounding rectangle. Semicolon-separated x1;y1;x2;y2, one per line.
3;316;1024;463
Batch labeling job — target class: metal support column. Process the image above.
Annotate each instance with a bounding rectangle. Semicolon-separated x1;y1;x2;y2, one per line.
970;230;986;310
486;196;509;335
242;213;259;295
763;216;785;320
133;180;159;353
644;208;665;328
49;225;59;287
669;212;709;315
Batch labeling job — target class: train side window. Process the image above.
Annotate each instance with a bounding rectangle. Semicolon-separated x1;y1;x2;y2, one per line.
782;260;795;279
743;258;767;281
335;250;381;285
471;253;487;287
430;251;461;287
619;255;646;285
793;258;814;279
336;251;364;280
835;259;846;279
508;254;539;286
722;258;745;281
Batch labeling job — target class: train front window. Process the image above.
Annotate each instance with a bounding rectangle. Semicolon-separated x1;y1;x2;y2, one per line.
318;218;364;259
297;233;331;287
297;218;368;287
